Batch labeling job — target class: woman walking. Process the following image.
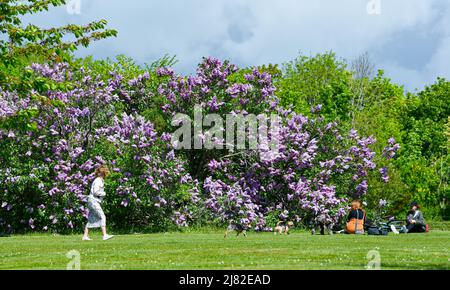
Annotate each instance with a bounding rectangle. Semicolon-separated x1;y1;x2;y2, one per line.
82;166;114;241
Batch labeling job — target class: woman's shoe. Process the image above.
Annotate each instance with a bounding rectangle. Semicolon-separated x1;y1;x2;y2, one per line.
102;234;114;241
390;225;399;234
400;225;408;233
82;236;92;241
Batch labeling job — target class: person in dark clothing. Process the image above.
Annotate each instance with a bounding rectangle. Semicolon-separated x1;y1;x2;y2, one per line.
391;201;428;234
347;207;366;222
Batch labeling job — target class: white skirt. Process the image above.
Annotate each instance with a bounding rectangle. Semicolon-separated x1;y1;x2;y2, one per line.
86;195;106;228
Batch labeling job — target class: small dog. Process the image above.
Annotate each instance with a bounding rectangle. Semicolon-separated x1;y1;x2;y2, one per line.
224;221;248;238
311;214;334;235
274;221;294;235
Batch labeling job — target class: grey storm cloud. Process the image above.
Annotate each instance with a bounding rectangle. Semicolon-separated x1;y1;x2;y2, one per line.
224;4;255;44
20;0;450;92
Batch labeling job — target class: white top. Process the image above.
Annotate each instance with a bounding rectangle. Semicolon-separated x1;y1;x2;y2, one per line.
90;177;106;200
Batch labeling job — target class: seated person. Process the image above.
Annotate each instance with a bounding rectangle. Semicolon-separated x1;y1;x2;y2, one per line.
391;201;428;234
345;200;366;234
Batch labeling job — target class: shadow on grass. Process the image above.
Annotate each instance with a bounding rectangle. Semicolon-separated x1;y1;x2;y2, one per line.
379;262;449;270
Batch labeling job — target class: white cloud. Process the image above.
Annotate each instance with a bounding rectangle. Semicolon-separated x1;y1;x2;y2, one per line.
426;37;450;79
18;0;450;91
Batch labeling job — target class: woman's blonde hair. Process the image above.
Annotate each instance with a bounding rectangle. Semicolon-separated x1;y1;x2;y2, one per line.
95;165;110;178
351;199;362;210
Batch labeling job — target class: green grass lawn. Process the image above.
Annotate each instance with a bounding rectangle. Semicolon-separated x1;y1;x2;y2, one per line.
0;230;449;270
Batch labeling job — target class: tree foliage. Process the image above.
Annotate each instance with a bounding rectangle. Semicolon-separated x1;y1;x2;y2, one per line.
0;0;117;91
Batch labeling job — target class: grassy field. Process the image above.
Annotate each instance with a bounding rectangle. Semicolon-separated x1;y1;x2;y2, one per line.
0;230;449;270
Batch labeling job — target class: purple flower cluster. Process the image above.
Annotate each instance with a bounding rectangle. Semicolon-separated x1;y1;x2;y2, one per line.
378;199;387;208
0;90;31;119
29;63;72;82
157;57;277;118
97;111;200;226
382;138;400;160
379;167;389;183
204;178;262;229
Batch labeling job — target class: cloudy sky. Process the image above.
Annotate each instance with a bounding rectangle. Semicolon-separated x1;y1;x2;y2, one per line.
22;0;450;92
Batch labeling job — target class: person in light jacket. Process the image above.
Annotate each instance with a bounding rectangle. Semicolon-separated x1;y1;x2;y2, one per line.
82;166;114;241
403;201;428;233
391;201;428;234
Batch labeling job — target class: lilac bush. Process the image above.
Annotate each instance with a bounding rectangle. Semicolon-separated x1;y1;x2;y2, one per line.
0;62;199;233
203;111;399;230
156;57;279;179
1;62;118;232
155;57;400;230
0;57;400;234
96;113;200;229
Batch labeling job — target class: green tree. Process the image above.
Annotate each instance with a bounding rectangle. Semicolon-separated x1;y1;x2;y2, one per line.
0;0;117;91
350;72;407;216
445;117;450;151
0;0;117;134
397;78;450;219
277;52;353;121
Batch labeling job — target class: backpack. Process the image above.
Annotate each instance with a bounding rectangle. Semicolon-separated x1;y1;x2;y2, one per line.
367;226;389;236
346;210;365;234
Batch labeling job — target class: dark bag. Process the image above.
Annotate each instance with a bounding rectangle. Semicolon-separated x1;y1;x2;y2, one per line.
367;226;388;236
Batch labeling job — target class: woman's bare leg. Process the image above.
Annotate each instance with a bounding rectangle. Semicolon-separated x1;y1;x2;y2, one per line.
83;226;89;238
101;226;107;237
